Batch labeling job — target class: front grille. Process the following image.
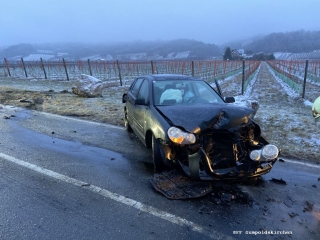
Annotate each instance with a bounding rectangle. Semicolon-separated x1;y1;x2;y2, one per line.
201;130;236;168
201;123;258;168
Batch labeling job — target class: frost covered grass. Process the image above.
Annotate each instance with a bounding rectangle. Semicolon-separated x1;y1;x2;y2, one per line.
0;83;128;126
0;62;319;163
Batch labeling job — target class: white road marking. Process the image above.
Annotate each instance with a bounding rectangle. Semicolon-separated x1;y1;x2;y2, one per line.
280;158;320;169
0;152;232;240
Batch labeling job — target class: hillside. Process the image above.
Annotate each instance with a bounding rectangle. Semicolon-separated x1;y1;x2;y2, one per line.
1;30;320;61
234;30;320;54
0;39;221;61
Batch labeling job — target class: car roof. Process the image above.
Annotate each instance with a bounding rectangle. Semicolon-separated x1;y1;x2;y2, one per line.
139;74;203;81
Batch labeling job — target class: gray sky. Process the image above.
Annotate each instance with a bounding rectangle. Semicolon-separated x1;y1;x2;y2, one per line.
1;0;320;47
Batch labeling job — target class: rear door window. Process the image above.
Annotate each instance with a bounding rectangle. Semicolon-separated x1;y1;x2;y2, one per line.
130;78;144;97
137;79;149;103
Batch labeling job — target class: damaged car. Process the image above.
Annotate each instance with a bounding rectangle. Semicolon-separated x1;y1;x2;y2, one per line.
122;74;279;180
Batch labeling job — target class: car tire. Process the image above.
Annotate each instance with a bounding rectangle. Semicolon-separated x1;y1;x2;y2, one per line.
125;119;133;132
152;134;167;173
124;110;133;132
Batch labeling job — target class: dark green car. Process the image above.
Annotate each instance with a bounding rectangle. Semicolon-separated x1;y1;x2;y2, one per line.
122;74;279;180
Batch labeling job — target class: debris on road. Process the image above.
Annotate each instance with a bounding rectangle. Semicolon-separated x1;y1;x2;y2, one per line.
3;115;15;119
19;99;33;103
150;170;213;200
270;178;287;185
150;170;254;206
304;201;314;212
19;98;44;104
288;212;298;218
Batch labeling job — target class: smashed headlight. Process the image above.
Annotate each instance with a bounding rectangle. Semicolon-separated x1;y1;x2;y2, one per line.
168;127;196;145
249;144;279;161
262;144;279;159
250;150;261;161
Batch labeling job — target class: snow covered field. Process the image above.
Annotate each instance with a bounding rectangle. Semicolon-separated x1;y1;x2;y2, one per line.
219;62;319;162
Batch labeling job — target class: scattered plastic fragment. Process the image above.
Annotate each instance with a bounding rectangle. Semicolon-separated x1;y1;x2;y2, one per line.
303;201;314;212
270;178;287;185
288;212;298;218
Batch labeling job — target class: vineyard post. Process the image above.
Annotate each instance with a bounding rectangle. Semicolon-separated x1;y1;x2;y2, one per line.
241;60;245;95
62;58;69;80
191;61;194;77
88;59;92;76
302;59;309;98
151;61;155;74
40;58;47;79
4;58;11;77
21;58;28;78
116;60;122;86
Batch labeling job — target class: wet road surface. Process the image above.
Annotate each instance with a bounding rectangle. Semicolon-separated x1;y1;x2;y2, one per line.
0;106;319;239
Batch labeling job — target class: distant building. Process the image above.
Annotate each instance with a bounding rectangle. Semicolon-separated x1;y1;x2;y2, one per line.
231;49;240;57
238;49;245;55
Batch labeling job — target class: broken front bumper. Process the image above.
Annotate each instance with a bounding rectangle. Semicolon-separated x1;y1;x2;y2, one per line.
179;148;277;181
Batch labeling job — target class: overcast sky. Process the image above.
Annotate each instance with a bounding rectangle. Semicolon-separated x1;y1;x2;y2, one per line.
1;0;320;47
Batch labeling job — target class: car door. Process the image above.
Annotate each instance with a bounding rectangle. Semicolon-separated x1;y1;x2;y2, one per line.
126;78;144;132
133;79;149;141
126;78;149;142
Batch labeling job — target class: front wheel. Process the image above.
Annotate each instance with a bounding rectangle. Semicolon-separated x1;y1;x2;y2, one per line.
152;134;167;173
124;110;133;132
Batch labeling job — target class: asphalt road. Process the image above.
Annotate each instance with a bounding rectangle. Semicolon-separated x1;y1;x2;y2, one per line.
0;106;319;240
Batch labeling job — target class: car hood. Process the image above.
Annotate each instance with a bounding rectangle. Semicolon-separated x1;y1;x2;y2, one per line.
157;103;254;133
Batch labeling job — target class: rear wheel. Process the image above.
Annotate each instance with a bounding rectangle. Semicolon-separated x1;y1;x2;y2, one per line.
152;134;167;173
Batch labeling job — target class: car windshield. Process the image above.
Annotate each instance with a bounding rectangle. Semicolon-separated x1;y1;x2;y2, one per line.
153;80;224;106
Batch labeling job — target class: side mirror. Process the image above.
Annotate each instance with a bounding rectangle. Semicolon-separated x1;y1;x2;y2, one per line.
122;93;127;103
224;96;235;103
134;98;147;105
